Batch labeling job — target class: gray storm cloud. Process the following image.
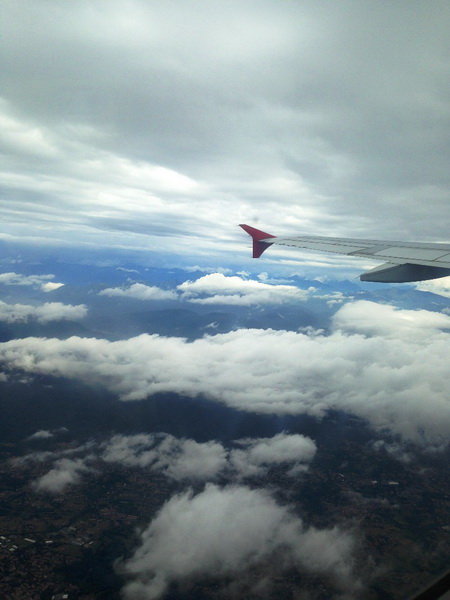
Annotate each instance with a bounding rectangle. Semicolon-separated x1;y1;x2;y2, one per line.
120;484;360;600
0;301;448;445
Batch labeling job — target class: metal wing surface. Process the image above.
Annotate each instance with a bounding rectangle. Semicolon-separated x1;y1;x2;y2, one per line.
239;224;450;283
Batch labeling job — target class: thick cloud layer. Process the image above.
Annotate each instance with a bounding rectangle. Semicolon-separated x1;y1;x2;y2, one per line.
1;301;449;445
120;484;360;599
1;1;450;265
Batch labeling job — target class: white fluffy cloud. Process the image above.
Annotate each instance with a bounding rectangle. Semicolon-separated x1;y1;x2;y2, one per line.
0;272;65;292
101;432;316;481
332;300;450;339
0;301;449;445
183;266;232;275
17;432;316;495
98;273;312;305
102;433;228;481
99;283;177;301
120;484;360;599
178;273;310;305
159;438;228;481
231;432;317;478
0;300;87;323
32;457;92;494
41;281;64;292
415;276;450;299
27;430;53;440
26;427;68;441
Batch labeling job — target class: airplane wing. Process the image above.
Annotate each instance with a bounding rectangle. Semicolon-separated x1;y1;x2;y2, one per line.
239;224;450;283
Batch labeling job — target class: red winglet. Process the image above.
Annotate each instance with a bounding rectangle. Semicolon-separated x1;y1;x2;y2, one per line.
239;224;276;258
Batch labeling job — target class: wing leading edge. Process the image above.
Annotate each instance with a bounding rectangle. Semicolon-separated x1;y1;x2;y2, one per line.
239;224;450;283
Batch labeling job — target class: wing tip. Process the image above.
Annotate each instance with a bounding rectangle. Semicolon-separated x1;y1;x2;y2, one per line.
239;224;276;258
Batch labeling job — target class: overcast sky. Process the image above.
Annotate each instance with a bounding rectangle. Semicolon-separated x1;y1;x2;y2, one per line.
2;0;450;269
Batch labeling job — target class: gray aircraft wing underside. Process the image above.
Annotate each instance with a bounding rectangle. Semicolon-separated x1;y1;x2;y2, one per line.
239;224;450;283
